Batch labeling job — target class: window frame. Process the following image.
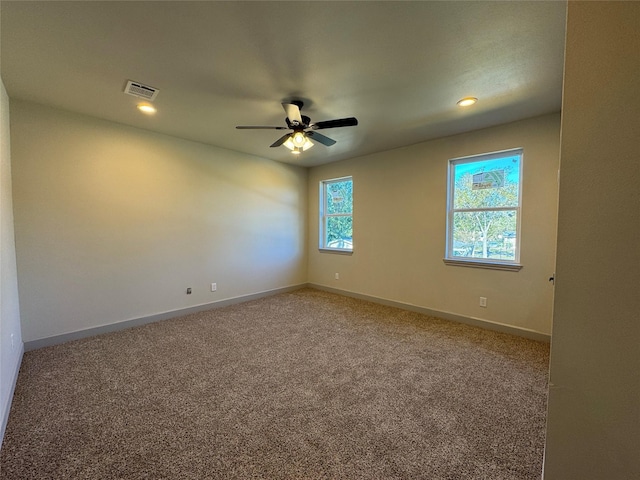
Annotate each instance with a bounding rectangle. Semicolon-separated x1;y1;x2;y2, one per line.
319;176;353;254
444;148;523;271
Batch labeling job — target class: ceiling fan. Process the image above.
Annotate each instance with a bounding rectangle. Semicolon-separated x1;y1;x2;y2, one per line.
236;101;358;154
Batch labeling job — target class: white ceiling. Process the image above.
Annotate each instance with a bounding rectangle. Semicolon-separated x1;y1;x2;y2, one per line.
0;1;567;167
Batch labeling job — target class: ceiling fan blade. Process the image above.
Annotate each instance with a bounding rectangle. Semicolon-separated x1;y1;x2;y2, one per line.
306;131;336;146
270;133;292;147
311;117;358;130
282;103;303;126
236;125;288;130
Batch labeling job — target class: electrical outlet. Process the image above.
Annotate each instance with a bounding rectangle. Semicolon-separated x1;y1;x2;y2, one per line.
211;283;217;292
335;273;340;280
479;297;487;308
186;288;192;295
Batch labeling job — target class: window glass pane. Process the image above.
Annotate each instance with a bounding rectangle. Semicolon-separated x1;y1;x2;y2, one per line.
326;216;353;250
452;210;517;260
453;154;520;209
326;180;353;215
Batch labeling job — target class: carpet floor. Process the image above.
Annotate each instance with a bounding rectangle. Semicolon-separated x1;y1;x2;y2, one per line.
1;288;549;479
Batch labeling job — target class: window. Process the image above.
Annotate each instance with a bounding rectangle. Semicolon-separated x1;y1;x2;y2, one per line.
319;176;353;252
445;149;523;270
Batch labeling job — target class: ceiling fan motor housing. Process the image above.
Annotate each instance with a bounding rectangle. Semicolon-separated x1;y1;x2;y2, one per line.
286;115;310;129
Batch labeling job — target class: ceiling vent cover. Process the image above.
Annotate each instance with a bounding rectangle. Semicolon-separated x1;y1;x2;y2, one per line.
124;80;159;101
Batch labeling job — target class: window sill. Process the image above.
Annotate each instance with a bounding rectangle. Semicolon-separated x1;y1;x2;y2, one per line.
443;258;522;271
319;248;353;256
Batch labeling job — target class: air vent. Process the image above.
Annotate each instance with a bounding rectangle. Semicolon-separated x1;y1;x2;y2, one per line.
124;80;159;101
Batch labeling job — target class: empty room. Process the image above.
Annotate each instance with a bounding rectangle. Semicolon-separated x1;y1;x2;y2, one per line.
0;1;637;479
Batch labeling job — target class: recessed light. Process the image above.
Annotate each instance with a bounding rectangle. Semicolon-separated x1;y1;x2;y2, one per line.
136;103;157;114
457;97;478;107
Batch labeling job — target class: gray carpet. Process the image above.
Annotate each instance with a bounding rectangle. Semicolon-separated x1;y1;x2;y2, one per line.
1;288;549;479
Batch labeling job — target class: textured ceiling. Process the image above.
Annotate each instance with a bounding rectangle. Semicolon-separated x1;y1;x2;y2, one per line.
0;1;567;167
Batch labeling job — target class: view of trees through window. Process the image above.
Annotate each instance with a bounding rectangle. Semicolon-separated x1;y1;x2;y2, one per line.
321;177;353;251
448;150;522;262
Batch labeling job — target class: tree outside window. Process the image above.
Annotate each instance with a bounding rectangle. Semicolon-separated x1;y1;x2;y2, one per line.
446;149;522;266
320;177;353;252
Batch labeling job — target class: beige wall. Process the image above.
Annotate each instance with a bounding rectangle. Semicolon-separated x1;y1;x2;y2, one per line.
0;79;23;441
544;2;640;478
308;113;560;337
10;100;308;343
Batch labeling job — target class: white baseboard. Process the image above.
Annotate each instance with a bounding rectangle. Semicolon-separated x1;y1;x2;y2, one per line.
24;284;307;351
1;342;24;449
309;283;551;343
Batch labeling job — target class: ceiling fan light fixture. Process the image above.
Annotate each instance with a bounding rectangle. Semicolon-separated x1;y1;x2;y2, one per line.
284;133;314;153
457;97;478;107
292;131;306;146
283;137;296;150
303;138;314;150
